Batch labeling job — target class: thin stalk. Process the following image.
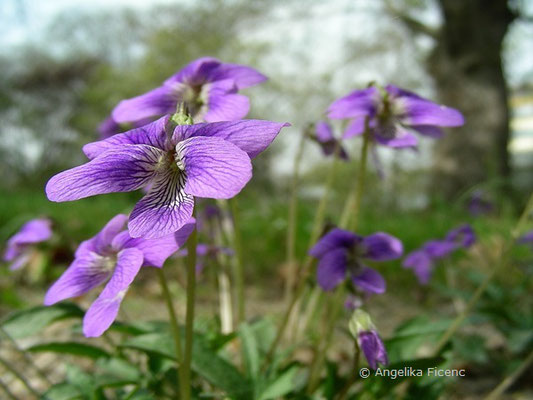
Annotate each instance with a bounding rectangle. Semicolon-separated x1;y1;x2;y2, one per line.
339;130;370;230
486;348;533;400
0;326;51;385
157;268;185;396
306;289;344;393
337;342;361;400
435;193;533;354
229;198;246;324
182;221;198;400
264;152;340;368
285;128;308;302
0;355;39;398
0;377;18;400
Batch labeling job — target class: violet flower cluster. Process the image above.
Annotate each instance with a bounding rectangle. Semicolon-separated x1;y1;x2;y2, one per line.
309;228;403;294
328;84;464;148
403;224;476;284
3;218;52;271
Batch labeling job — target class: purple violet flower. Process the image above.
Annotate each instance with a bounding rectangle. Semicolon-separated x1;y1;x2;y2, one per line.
309;228;403;293
4;218;52;271
111;57;267;125
327;84;464;148
46;116;288;239
44;214;195;337
310;121;348;160
98;116;154;139
403;224;476;284
358;330;389;370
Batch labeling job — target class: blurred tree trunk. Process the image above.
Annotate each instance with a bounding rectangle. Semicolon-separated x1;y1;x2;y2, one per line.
428;0;515;197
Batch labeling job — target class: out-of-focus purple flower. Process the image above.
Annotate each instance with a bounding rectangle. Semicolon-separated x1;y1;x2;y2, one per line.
309;228;403;293
518;231;533;248
46;116;288;239
178;243;233;274
44;214;195;337
309;121;348;160
111;57;267;125
344;294;363;310
403;224;476;284
358;330;389;370
4;218;52;271
328;84;464;149
467;190;494;216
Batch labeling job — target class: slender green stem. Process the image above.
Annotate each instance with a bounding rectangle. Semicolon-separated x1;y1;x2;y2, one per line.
435;193;533;354
285;128;308;302
0;377;18;400
0;355;39;398
157;268;185;396
337;342;361;400
0;326;51;385
182;221;198;400
340;130;370;230
263;153;340;368
306;289;344;393
486;348;533;400
229;198;246;324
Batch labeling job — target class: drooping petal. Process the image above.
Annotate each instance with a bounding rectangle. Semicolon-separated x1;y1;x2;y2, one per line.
316;248;348;291
128;169;194;239
43;253;112;305
93;214;128;254
177;136;252;199
9;253;31;271
352;267;386;294
327;87;378;119
362;232;403;261
210;63;267;89
309;228;361;258
46;145;163;202
6;219;52;249
112;86;176;124
358;330;388;370
83;248;144;337
174;120;289;159
403;249;434;284
343;117;366;139
84;116;170;159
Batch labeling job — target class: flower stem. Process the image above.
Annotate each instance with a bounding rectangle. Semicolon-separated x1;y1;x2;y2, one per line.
263;153;340;368
285;128;307;302
183;220;198;400
435;192;533;354
337;342;361;400
229;197;246;325
157;268;185;396
486;347;533;400
0;355;39;398
340;130;370;230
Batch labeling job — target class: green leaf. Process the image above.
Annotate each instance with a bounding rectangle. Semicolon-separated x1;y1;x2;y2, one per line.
239;322;260;379
42;383;83;400
1;303;83;339
258;365;300;400
28;342;110;359
121;332;253;399
94;358;141;388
